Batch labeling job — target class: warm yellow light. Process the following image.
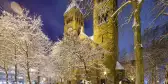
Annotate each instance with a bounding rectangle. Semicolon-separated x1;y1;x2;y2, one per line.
157;80;159;83
131;77;134;81
41;77;46;83
104;71;107;75
119;81;122;84
30;68;37;72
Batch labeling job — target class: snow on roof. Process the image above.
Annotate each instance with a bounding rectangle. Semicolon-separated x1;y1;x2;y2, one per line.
64;0;83;15
116;61;124;70
89;35;94;40
79;29;94;41
79;31;88;39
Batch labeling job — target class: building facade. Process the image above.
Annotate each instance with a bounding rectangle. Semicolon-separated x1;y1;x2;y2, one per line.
63;0;122;84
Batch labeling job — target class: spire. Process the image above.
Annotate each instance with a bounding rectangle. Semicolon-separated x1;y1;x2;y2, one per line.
64;0;82;15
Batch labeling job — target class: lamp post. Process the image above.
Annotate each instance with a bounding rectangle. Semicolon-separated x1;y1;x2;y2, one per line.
104;71;107;84
131;77;135;84
157;80;159;84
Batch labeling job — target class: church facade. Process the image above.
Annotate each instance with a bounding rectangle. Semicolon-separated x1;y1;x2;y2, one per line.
63;0;124;84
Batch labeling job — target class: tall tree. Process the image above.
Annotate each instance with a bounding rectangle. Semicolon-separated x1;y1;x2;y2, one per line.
0;10;50;84
51;31;105;83
143;25;168;83
166;65;168;84
131;0;144;84
0;11;22;84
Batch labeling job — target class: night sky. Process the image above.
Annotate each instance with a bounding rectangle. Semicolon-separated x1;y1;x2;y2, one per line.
1;0;168;56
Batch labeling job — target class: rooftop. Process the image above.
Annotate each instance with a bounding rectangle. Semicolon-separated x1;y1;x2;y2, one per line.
116;61;124;70
64;0;83;15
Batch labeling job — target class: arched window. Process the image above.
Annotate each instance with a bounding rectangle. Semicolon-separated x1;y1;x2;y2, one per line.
66;17;73;24
98;10;109;24
104;13;108;22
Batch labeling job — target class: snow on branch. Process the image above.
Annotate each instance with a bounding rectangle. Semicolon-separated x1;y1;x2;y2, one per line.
51;33;106;82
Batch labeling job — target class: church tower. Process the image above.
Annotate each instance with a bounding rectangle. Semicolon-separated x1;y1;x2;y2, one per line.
93;0;118;83
93;0;118;50
64;0;84;35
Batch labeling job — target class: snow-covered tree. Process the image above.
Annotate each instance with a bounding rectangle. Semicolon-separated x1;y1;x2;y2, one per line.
0;10;51;84
68;0;93;19
153;0;168;17
51;30;106;83
142;23;168;83
143;39;168;83
0;40;15;84
0;11;22;84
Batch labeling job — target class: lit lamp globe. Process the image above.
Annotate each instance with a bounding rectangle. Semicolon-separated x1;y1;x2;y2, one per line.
10;1;23;15
157;80;159;83
131;77;134;81
104;71;107;75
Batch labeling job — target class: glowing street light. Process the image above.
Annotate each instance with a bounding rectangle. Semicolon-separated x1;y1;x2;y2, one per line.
30;68;37;73
104;71;107;84
119;81;122;84
131;77;134;81
104;71;107;75
41;77;46;83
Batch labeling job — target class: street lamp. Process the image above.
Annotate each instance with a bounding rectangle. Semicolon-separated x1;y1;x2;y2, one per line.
104;71;107;75
130;77;135;84
104;71;107;84
131;77;134;81
119;81;122;84
30;68;37;73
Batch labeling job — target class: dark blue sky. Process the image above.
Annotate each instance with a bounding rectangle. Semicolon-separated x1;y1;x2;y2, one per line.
2;0;168;55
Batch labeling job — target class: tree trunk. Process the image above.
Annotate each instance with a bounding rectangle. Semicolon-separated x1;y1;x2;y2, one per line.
26;56;31;84
165;65;168;84
83;60;89;80
92;62;101;84
150;67;156;84
61;78;63;84
95;64;100;84
25;41;31;84
132;1;144;84
37;71;40;84
5;68;9;84
4;62;9;84
37;76;40;84
14;45;18;84
27;67;31;84
15;64;18;84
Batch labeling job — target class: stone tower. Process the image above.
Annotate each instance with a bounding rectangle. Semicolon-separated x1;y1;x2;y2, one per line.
64;0;84;35
93;0;118;83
